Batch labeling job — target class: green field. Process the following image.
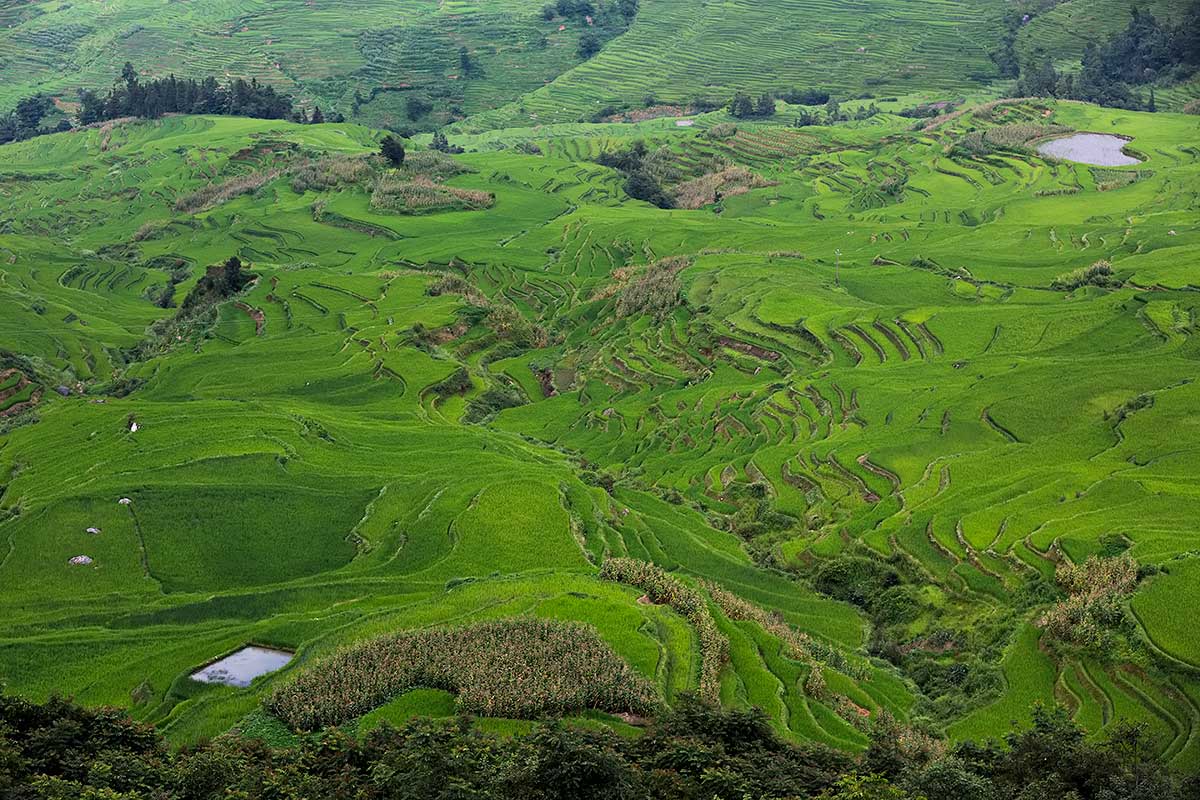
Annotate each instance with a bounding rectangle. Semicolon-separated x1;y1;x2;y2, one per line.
1;85;1200;775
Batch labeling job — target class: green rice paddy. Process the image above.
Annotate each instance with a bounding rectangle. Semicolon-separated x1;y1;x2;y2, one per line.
1;95;1199;768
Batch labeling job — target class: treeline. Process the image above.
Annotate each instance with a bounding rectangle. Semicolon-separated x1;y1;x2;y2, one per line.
0;95;68;145
728;89;879;125
1;691;1195;799
2;63;342;146
77;62;323;124
1009;3;1200;109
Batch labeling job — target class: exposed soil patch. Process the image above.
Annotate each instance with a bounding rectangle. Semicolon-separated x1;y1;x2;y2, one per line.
234;302;266;336
717;336;780;362
0;368;41;418
534;367;557;398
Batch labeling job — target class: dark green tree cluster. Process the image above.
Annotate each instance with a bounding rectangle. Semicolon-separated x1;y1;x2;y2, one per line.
180;256;253;312
1;692;1195;800
430;130;465;154
380;134;407;167
538;0;637;61
597;140;674;208
778;87;831;105
1013;3;1200;109
0;95;65;145
730;91;776;118
77;63;296;125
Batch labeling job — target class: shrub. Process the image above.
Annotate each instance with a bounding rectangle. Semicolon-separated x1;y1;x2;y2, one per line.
464;383;527;423
1038;553;1139;649
707;122;737;139
428;367;472;398
673;166;774;209
266;618;658;730
289;155;373;192
813;556;901;610
175;168;284;213
370;174;493;213
404;149;474;177
614;256;689;321
1050;259;1119;290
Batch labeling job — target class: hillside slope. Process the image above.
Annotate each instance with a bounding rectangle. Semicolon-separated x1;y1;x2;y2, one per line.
2;0;1194;129
1;101;1199;767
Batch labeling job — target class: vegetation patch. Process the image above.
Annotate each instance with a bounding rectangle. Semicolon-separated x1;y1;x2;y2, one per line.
370;174;493;214
1038;554;1139;650
266;618;658;730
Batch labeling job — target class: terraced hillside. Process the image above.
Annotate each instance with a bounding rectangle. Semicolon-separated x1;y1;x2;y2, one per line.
3;0;1195;128
0;101;1199;769
0;0;600;126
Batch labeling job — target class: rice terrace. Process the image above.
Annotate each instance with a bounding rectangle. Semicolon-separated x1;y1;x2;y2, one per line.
0;0;1199;796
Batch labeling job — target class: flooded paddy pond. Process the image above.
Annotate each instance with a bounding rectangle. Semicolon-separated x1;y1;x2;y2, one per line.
1037;133;1141;166
191;646;293;687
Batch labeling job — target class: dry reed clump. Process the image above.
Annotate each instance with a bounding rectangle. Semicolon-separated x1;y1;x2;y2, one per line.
290;155;373;192
266;618;659;731
370;174;493;213
404;149;475;178
175;168;284;213
673;167;775;209
132;220;168;242
599;558;727;702
1038;553;1139;649
957;123;1071;154
1051;259;1119;291
614;256;691;321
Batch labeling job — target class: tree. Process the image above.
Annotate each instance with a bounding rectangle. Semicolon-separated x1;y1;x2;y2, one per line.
380;135;406;167
310;105;324;124
825;97;841;121
78;89;104;125
1148;87;1156;111
730;91;755;118
405;95;432;120
222;256;246;293
14;94;53;132
458;47;475;77
623;170;673;208
755;92;775;117
430;130;463;153
121;61;138;88
578;32;601;58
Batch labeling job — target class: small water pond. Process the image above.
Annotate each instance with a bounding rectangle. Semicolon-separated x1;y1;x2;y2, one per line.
1036;133;1141;166
191;646;294;687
